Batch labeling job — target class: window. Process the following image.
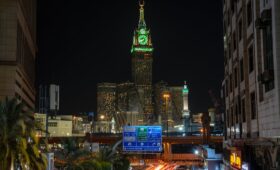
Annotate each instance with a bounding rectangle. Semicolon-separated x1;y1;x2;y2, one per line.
238;19;243;41
233;31;237;51
223;86;226;99
238;95;241;121
230;74;233;92
242;98;246;122
240;59;244;81
224;22;227;35
250;92;256;119
235;104;238;123
226;109;229;126
248;45;254;73
262;12;275;92
263;0;268;7
234;67;238;88
228;41;232;59
226;79;229;97
231;106;234;126
228;11;230;26
224;52;228;65
231;0;236;13
48;122;58;127
247;1;252;26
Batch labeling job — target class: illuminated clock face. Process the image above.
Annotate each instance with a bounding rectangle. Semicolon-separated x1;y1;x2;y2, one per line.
138;35;148;45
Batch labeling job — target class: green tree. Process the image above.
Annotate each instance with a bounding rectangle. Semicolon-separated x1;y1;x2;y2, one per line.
0;97;47;170
54;138;102;170
96;145;130;170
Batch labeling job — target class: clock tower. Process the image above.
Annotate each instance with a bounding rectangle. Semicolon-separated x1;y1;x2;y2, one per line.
131;0;153;120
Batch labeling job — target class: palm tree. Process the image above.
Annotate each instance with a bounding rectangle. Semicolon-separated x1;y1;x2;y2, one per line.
54;138;130;170
0;97;47;170
54;138;102;170
96;146;130;170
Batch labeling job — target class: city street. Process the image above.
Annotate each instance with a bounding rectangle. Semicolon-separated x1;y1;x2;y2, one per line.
1;0;280;169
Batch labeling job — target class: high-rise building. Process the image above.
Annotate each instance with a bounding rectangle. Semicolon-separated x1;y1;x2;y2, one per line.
154;81;188;133
169;86;184;124
97;83;117;122
96;1;154;128
131;0;154;118
96;1;192;133
0;0;37;109
95;83;116;133
182;81;190;133
222;0;280;169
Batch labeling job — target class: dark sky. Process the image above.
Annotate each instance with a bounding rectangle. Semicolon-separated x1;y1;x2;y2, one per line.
37;0;224;114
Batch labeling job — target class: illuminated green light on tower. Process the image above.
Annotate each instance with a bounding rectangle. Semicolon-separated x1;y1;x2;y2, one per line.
139;28;146;34
183;85;189;94
131;47;153;53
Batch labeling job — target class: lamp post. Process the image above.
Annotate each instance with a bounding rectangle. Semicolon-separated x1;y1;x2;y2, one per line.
99;115;105;132
163;92;170;136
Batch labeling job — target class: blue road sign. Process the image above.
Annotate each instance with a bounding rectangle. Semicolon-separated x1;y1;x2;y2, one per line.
123;126;162;152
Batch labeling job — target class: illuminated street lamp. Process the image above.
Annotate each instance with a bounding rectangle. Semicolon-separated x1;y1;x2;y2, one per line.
100;115;105;120
163;92;170;136
194;149;199;155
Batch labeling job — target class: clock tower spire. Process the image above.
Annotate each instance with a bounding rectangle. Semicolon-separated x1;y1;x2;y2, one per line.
131;0;154;121
138;0;146;28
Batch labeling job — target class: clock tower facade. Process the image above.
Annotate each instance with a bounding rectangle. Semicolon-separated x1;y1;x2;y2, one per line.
131;0;153;119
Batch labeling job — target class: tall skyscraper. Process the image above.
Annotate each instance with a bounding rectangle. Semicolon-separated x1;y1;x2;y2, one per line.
131;0;154;118
222;0;280;169
95;83;117;133
0;0;37;109
96;0;191;131
154;81;187;132
97;83;117;122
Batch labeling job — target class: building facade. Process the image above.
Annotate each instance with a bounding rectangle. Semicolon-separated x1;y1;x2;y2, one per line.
222;0;280;169
96;1;154;131
96;1;191;134
0;0;37;109
97;83;117;122
35;113;72;137
131;0;154;120
96;82;145;133
154;81;190;133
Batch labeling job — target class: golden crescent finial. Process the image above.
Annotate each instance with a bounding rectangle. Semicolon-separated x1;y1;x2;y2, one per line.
139;0;145;8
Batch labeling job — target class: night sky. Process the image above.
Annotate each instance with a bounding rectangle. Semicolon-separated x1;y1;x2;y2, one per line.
37;0;224;114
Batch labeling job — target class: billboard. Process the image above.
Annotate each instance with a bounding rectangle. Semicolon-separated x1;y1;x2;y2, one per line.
123;126;162;152
230;149;242;170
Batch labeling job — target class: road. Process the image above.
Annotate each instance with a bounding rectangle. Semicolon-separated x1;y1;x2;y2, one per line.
131;161;204;170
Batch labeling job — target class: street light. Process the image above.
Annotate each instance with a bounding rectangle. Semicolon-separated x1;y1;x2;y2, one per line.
100;115;105;120
194;149;199;155
163;92;170;136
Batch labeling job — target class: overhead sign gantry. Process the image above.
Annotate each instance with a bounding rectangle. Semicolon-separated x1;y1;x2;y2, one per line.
123;126;162;152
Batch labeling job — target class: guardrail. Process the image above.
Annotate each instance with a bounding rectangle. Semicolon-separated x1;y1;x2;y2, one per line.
87;131;223;137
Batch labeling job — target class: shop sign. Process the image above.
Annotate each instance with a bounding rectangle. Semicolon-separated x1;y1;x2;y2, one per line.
230;150;241;169
242;162;249;170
